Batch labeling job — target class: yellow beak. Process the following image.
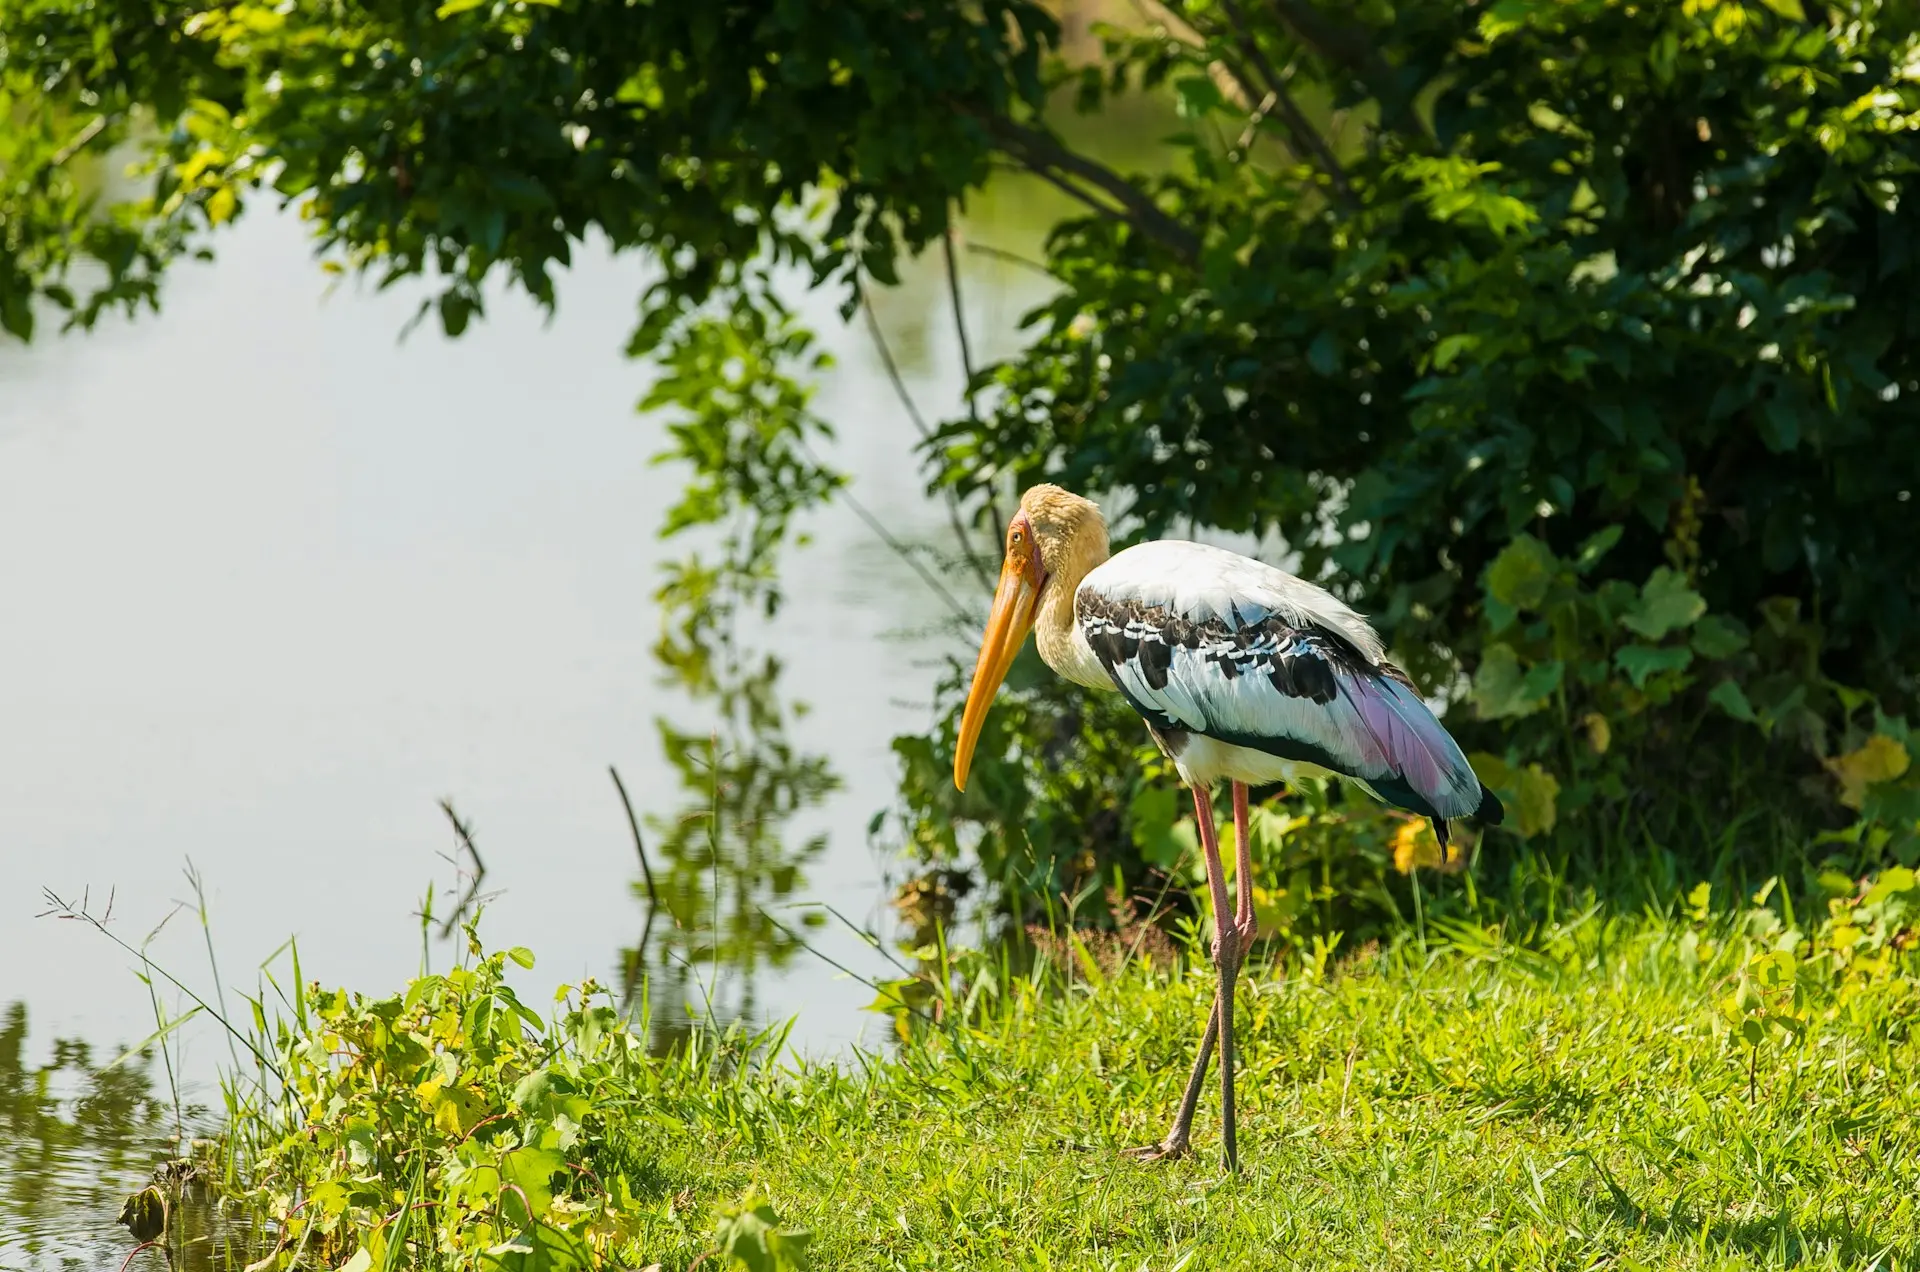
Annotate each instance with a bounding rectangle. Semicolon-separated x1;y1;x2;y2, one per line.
953;553;1041;791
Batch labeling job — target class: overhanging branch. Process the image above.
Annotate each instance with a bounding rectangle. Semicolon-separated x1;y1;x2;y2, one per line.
1263;0;1431;146
985;117;1202;266
1217;0;1354;204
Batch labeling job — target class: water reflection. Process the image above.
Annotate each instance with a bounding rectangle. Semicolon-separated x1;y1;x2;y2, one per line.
0;1001;249;1271
618;534;842;1050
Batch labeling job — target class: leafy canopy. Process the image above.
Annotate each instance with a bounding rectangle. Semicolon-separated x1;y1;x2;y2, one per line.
7;0;1920;916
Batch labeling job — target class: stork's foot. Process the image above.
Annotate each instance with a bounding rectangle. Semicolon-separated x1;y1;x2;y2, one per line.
1120;1134;1191;1164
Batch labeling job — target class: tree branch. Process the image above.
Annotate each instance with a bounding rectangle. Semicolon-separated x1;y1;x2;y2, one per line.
1217;0;1354;204
1263;0;1431;145
985;117;1202;265
50;114;111;169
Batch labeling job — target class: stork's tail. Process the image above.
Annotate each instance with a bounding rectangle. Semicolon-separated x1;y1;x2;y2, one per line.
1343;674;1489;823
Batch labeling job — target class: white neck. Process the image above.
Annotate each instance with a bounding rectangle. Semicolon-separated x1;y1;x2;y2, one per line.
1034;549;1114;692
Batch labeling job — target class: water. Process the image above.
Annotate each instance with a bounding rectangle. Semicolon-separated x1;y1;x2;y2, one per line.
0;172;1079;1264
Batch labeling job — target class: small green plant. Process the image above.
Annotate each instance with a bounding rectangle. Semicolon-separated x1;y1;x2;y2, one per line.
713;1198;812;1272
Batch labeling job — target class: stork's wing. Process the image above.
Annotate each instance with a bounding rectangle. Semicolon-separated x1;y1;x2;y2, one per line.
1077;542;1497;824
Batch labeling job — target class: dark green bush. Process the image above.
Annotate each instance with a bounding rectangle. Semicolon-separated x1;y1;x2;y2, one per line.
891;0;1920;934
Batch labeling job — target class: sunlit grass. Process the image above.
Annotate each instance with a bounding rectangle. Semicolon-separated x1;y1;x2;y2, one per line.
645;933;1917;1269
175;887;1920;1272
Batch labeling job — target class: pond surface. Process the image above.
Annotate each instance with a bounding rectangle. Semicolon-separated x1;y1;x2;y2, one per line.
0;168;1084;1264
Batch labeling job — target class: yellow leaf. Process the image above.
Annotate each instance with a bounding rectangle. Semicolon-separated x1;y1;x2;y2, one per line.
1392;820;1438;874
207;186;237;224
1581;712;1611;755
430;1085;484;1137
1392;818;1469;875
1824;733;1911;809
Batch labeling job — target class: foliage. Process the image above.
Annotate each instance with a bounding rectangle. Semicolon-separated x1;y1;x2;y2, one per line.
0;0;1061;335
234;929;797;1270
199;888;1920;1270
947;0;1920;694
894;0;1920;928
11;0;1920;934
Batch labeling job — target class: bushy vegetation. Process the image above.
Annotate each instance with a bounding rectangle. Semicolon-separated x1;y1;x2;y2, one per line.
886;0;1920;934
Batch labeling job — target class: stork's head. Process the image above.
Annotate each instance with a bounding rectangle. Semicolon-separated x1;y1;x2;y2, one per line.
953;485;1107;791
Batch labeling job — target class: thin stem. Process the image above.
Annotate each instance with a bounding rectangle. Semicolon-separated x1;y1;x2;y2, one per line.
706;733;722;1020
38;889;285;1082
756;906;938;1026
853;282;995;594
795;436;974;622
942;229;982;428
609;765;660;911
437;800;489;939
610;765;661;1002
51;114;110;168
184;860;245;1082
964;241;1055;278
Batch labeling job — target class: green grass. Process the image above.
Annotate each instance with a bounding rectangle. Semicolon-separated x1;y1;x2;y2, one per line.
205;892;1920;1272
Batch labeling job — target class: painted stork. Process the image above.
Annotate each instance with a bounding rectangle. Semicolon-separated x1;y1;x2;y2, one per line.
951;484;1503;1170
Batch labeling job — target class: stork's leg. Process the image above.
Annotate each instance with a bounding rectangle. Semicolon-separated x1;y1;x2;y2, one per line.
1120;1001;1216;1162
1123;783;1238;1166
1232;781;1255;936
1218;779;1258;1172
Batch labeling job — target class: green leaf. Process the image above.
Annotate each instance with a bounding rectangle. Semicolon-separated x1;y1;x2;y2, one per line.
1473;644;1552;719
1484;534;1558;611
1172;74;1225;120
1759;396;1801;452
1468;752;1559;837
1572;525;1624;574
1823;734;1911;810
1709;680;1759;723
1430;333;1479;371
434;0;488;17
1128;782;1197;870
1758;0;1807;19
717;1201;813;1272
1619;568;1706;641
1616;644;1693;688
499;1146;563;1223
1691;614;1750;659
508;946;536;969
439;291;475;337
1478;0;1535;41
1306;330;1341;377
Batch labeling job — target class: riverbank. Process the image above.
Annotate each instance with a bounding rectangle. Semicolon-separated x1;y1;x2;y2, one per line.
193;875;1920;1271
